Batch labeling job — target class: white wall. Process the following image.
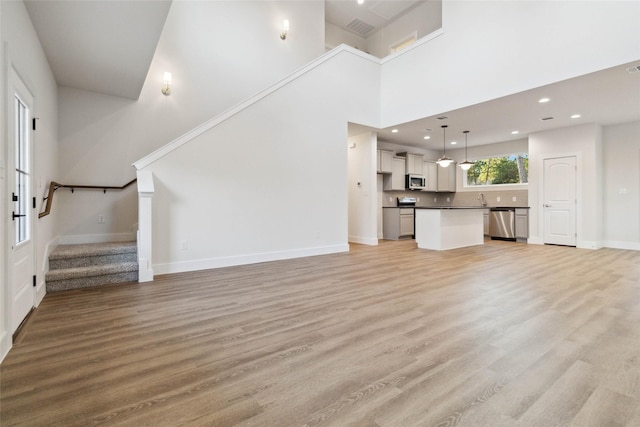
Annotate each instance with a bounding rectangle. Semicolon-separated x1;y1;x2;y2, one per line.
603;121;640;249
139;48;381;274
381;0;640;127
348;131;378;245
325;21;366;51
57;0;325;243
528;123;603;249
1;0;58;360
365;0;442;58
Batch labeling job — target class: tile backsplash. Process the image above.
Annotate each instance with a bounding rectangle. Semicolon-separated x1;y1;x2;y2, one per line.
382;189;528;208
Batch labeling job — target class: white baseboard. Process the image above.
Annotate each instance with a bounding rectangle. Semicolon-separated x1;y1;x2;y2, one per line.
348;236;379;246
0;331;10;364
577;240;602;250
603;241;640;251
58;232;136;245
153;244;349;276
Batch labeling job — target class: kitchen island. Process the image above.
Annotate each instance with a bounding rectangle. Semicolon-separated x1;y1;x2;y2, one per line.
414;207;485;251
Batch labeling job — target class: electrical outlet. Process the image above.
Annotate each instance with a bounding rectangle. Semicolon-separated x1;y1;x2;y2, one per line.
417;197;420;202
389;197;393;203
98;214;105;224
433;197;437;202
180;240;188;250
446;197;450;202
512;196;517;202
497;196;501;202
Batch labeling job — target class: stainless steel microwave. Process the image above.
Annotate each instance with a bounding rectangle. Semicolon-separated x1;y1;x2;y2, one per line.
405;174;426;190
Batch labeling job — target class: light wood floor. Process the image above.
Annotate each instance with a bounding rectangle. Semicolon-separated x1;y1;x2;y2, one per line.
2;240;640;426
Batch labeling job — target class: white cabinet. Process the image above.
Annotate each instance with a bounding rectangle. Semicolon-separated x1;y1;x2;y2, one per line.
383;157;406;191
405;153;423;175
515;208;529;241
383;208;414;239
422;161;438;192
377;149;393;173
437;162;457;192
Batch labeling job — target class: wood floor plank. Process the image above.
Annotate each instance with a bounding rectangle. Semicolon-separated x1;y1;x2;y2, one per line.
2;240;640;426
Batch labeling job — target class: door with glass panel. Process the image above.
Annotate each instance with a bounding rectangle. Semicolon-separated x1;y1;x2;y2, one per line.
9;71;35;334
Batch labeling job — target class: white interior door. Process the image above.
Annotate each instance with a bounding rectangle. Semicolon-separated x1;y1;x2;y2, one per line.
9;71;35;334
543;156;577;246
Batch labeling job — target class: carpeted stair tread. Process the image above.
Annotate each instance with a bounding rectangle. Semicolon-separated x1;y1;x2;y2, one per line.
46;261;139;281
49;241;137;260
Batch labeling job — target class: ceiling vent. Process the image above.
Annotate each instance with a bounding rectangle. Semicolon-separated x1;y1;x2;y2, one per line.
541;116;555;121
626;65;640;74
345;18;376;37
436;116;448;120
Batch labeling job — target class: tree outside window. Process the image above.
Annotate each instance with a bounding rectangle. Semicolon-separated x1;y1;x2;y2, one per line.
466;154;528;186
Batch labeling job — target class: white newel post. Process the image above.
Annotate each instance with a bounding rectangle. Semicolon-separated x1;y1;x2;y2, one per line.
136;170;155;282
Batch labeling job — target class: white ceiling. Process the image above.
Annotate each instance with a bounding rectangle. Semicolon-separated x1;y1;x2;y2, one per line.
24;0;171;100
368;61;640;150
325;0;424;37
23;0;639;148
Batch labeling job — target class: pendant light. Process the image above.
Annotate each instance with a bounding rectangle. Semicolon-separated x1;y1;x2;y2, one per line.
459;130;474;171
436;125;453;167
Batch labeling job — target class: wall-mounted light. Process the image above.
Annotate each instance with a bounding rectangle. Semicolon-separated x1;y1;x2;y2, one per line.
459;131;474;171
162;72;172;96
436;125;453;167
280;19;289;40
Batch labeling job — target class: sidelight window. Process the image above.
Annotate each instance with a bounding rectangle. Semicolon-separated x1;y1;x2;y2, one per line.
14;95;30;244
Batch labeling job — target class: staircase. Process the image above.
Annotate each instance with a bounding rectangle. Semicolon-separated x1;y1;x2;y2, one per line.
46;242;138;292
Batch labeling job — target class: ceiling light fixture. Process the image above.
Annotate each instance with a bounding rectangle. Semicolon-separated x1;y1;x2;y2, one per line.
571;114;581;119
161;72;172;96
391;129;398;133
538;97;550;103
357;0;365;4
436;125;453;167
459;130;474;171
280;19;289;40
511;130;519;135
451;141;457;145
423;136;431;140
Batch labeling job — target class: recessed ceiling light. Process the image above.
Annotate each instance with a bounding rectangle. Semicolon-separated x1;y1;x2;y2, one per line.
538;97;550;103
511;130;519;135
451;141;457;145
571;114;581;119
357;0;365;4
391;129;398;133
423;136;431;140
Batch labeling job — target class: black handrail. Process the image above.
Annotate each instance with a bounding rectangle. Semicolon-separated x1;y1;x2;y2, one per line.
38;179;137;219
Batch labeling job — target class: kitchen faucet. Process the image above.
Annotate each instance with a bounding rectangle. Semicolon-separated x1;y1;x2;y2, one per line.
478;193;487;206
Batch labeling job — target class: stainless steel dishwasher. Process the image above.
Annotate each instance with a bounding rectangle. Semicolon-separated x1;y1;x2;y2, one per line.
489;208;516;240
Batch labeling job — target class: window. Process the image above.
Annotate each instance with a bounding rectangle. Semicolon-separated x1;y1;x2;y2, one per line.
465;154;528;187
14;94;30;244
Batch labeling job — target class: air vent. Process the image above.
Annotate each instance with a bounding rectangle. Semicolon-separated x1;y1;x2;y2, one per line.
626;65;640;74
436;116;448;120
541;116;555;121
345;18;376;37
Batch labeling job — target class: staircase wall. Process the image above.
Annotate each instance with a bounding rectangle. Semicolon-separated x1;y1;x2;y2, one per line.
139;48;382;274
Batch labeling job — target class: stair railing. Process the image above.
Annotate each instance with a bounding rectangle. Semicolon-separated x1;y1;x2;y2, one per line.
38;178;137;218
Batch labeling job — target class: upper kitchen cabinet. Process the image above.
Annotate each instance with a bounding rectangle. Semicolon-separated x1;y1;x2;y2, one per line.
423;161;438;192
437;162;457;192
397;152;423;175
383;157;406;191
377;149;393;174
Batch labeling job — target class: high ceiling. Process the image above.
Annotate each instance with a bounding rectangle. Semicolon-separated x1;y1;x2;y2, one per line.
325;0;424;38
23;1;639;147
24;0;171;100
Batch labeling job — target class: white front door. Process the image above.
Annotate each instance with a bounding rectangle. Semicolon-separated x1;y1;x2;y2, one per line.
9;71;35;334
543;156;577;246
